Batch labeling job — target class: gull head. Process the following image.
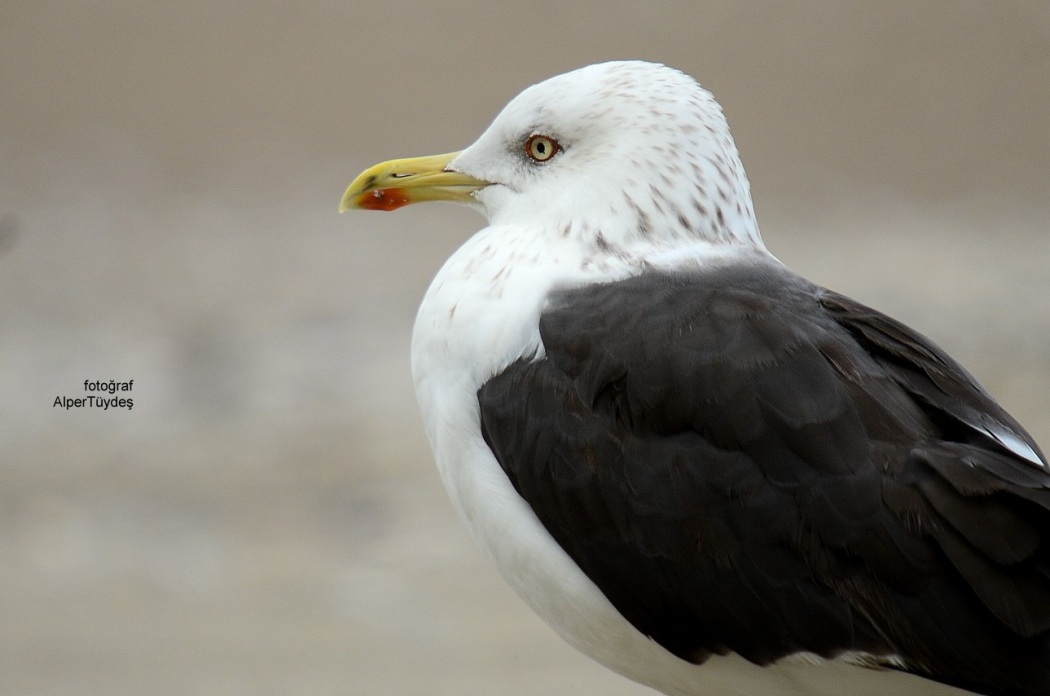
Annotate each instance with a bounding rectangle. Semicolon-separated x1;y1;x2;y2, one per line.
343;61;763;249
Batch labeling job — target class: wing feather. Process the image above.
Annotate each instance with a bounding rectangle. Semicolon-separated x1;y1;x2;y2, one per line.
478;265;1050;695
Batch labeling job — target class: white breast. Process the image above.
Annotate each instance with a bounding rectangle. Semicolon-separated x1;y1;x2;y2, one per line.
411;224;697;693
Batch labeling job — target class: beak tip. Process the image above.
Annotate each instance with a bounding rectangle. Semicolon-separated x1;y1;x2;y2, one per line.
338;188;357;213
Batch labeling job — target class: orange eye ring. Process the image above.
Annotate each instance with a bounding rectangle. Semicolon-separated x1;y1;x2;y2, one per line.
525;134;561;162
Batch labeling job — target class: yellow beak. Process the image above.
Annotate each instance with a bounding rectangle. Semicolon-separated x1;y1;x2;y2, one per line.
339;151;490;213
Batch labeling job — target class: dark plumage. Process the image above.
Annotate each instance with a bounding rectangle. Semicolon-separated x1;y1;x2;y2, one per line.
479;264;1050;695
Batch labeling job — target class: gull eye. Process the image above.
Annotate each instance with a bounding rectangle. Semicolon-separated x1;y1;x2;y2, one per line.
525;134;561;163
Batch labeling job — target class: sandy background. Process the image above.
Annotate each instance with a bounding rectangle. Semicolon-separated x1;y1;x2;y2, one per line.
2;2;1049;694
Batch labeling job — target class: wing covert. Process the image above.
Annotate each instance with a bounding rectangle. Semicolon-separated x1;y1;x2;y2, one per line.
478;266;1050;694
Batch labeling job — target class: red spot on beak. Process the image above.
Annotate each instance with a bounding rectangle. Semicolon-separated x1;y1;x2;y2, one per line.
356;188;411;212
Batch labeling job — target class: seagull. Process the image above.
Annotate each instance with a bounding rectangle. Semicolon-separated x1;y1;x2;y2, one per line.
340;61;1050;696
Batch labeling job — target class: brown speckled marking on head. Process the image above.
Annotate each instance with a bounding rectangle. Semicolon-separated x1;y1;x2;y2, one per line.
636;207;654;238
594;231;612;253
693;198;708;219
648;183;667;214
624;193;654;238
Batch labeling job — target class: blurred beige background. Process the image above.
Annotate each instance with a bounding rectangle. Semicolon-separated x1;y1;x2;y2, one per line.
2;2;1048;695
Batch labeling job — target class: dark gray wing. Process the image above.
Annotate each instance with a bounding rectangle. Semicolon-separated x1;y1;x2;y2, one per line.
477;264;1050;696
